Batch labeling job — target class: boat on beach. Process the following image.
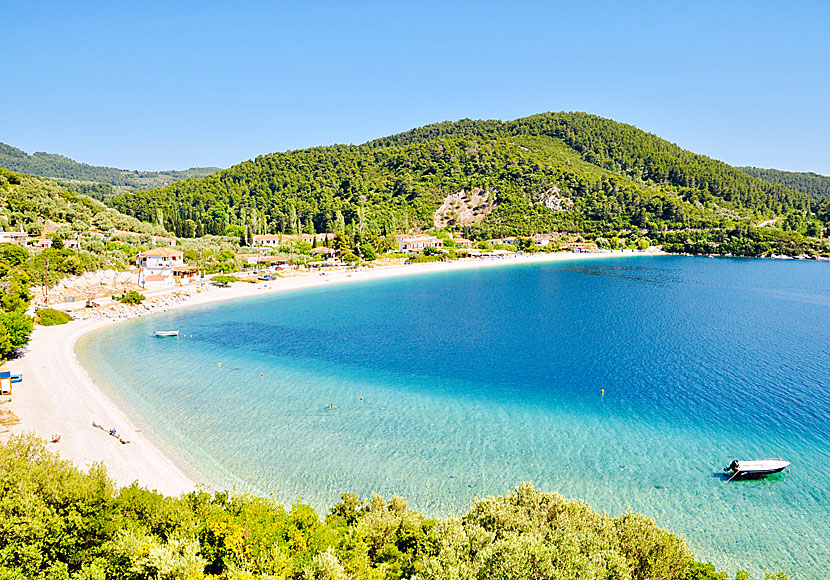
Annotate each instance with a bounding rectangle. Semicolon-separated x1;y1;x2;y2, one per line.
153;330;180;337
724;459;790;479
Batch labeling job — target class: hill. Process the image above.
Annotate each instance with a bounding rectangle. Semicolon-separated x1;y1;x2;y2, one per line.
737;166;830;201
0;142;220;192
108;113;828;259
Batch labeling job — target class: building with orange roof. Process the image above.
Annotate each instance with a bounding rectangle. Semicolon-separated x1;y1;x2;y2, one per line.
135;247;185;288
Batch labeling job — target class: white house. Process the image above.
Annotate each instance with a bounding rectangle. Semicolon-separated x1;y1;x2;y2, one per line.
252;234;282;247
0;231;28;246
135;247;184;288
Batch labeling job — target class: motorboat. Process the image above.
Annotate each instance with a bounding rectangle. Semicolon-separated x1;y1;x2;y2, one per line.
154;330;180;337
724;459;790;479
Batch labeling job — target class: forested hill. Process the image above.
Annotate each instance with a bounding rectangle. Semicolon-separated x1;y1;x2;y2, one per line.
109;112;827;244
738;166;830;201
0;142;219;191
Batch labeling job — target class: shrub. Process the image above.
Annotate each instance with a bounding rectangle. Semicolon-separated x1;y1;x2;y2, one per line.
119;291;146;304
212;275;237;285
35;308;72;326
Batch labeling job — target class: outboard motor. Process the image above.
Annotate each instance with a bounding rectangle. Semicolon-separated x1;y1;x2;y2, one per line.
724;460;739;473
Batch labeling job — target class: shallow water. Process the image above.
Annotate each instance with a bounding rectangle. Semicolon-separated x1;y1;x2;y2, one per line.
79;255;830;578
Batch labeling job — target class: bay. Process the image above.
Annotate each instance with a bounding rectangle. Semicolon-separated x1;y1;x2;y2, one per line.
79;255;830;578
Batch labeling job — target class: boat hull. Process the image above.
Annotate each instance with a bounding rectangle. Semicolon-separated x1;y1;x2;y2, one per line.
154;331;179;337
725;459;790;479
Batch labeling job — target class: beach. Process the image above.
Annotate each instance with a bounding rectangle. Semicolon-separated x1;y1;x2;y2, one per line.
2;250;661;495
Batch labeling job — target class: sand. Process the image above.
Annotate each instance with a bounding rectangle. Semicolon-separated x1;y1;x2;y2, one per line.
2;250;662;494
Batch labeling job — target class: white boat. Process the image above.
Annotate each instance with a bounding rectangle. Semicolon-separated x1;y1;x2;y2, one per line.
724;459;790;478
154;330;179;337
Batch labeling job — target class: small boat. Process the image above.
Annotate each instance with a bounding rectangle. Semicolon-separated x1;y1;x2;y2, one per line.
154;330;179;337
724;459;790;479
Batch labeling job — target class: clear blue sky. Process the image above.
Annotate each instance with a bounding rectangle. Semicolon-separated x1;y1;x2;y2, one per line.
3;1;829;173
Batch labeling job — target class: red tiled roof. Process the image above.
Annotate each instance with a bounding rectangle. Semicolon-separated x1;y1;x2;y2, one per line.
137;247;183;257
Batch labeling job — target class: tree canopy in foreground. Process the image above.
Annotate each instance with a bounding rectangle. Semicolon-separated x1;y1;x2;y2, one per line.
0;434;785;580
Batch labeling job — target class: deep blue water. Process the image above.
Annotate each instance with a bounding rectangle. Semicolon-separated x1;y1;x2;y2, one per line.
79;255;830;578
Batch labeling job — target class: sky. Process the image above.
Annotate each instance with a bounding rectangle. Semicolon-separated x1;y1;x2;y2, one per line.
3;1;829;174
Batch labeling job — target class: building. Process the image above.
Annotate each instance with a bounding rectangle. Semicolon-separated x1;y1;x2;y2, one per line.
257;255;292;270
172;264;200;284
235;253;261;266
135;247;185;288
252;233;335;248
310;246;336;257
0;231;28;246
252;234;282;247
488;237;519;246
395;234;444;253
29;238;52;249
63;239;81;250
300;233;335;244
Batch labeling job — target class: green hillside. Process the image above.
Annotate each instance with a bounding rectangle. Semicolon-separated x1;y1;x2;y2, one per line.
108;113;827;258
738;166;830;201
0;142;220;192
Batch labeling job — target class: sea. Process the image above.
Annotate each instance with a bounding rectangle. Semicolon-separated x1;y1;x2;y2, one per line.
78;255;830;578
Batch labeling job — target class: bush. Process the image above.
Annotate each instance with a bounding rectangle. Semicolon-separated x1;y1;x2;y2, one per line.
35;308;72;326
119;291;146;304
212;275;237;285
0;437;786;580
359;243;377;261
406;255;443;263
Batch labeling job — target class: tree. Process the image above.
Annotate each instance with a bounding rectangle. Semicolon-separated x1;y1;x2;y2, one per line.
0;311;34;355
331;233;351;254
335;210;346;234
360;243;377;261
1;271;31;312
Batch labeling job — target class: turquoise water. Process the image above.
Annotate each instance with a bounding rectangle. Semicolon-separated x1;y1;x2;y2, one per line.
79;255;830;578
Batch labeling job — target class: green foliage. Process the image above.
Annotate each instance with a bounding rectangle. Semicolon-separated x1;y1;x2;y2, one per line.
359;243;377;261
36;308;72;326
105;113;827;258
0;175;169;238
0;436;786;580
212;275;238;285
738;166;830;201
119;291;146;304
0;141;219;191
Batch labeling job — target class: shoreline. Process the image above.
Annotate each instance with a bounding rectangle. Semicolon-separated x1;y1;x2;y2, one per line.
2;250;664;494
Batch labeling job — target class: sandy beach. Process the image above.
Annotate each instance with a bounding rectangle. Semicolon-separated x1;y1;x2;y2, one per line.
2;250;662;495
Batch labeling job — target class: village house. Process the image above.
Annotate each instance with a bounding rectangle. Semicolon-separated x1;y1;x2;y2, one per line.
63;239;81;250
252;233;335;248
257;255;292;270
235;253;261;266
172;264;200;284
252;234;282;247
310;246;336;258
135;247;185;289
395;234;443;253
488;236;519;246
29;238;52;249
0;231;28;246
451;236;473;248
300;233;335;244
